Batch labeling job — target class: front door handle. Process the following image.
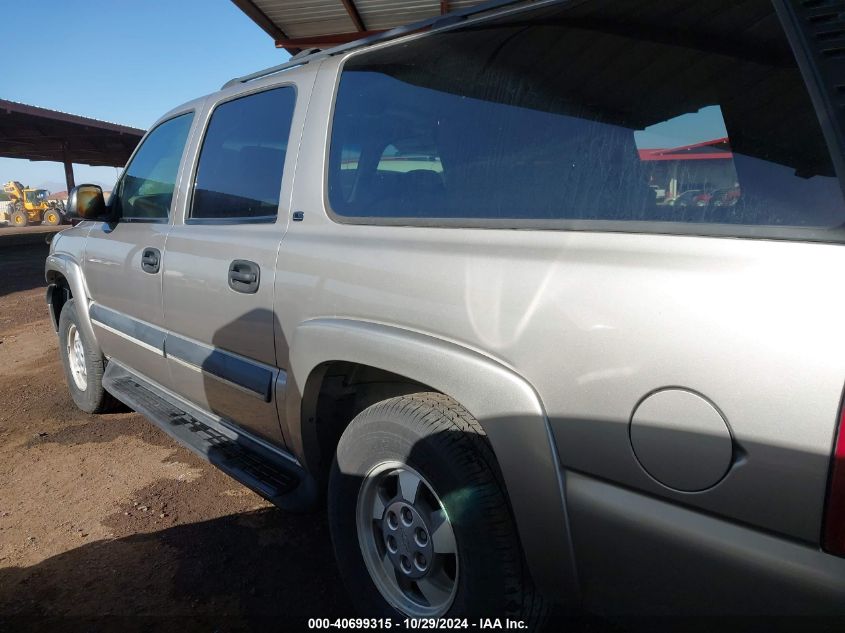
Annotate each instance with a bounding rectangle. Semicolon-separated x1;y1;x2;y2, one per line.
141;247;161;274
228;260;260;293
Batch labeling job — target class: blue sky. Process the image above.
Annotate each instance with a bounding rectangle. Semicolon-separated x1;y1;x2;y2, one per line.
634;105;729;150
2;0;289;191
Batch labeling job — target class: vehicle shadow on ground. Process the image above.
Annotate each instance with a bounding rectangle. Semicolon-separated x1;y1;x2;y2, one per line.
0;242;50;298
0;507;351;632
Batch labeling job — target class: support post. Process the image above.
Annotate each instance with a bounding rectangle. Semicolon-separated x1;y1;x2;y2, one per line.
62;142;75;192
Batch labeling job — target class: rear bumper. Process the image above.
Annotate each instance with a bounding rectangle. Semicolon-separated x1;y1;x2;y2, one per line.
565;472;845;616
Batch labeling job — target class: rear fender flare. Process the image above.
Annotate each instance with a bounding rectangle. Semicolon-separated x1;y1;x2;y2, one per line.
289;317;580;603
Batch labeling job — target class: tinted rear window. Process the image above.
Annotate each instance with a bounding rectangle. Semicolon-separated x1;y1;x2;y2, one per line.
192;87;295;220
328;1;845;234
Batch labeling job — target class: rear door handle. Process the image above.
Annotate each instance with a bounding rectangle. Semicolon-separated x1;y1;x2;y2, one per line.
228;260;260;293
141;247;161;274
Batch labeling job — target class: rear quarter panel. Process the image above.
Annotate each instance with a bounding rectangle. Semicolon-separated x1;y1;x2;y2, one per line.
278;56;845;547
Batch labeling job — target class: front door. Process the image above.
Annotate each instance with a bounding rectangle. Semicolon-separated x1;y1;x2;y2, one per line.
162;86;299;444
84;111;195;387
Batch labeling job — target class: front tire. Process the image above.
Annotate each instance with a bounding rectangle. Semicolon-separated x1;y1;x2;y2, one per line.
10;209;28;227
58;299;119;413
329;393;545;626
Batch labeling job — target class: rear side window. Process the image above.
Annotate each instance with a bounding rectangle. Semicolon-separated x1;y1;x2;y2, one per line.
191;87;295;220
112;112;193;221
328;1;845;236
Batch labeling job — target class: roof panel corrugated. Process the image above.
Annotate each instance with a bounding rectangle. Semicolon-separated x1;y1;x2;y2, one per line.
356;0;442;31
239;0;487;45
0;99;143;134
448;0;485;8
253;0;357;38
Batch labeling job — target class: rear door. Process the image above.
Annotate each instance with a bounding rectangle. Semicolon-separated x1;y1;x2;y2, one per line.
162;84;301;444
84;111;195;387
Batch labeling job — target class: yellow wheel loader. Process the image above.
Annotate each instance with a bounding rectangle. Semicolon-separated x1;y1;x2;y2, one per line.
2;181;63;226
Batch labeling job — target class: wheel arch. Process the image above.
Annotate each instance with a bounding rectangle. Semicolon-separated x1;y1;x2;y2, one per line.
45;253;96;345
45;272;71;332
287;317;580;604
297;359;435;480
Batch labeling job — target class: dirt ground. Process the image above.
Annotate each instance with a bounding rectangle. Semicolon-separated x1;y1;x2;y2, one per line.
0;242;351;631
0;225;63;237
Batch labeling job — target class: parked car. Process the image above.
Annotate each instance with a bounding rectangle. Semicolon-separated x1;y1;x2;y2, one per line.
670;188;713;207
46;0;845;626
710;186;742;207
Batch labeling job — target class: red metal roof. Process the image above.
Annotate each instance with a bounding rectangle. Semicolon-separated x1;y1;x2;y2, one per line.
638;137;734;162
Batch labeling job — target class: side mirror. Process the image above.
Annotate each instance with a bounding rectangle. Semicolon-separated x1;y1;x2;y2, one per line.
66;184;106;220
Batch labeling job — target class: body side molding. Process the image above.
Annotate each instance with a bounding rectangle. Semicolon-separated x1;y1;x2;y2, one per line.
288;317;580;603
84;302;276;402
90;303;166;355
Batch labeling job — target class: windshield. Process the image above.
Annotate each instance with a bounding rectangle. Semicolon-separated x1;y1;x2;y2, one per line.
24;190;49;204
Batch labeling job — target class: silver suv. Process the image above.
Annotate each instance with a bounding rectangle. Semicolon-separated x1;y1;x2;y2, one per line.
46;0;845;625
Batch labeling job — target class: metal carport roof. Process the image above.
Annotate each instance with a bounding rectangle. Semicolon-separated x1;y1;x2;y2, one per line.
0;99;144;190
231;0;487;49
0;99;143;167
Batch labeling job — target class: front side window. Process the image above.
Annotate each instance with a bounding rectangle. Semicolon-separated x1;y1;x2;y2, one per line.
24;190;47;204
112;112;194;221
191;87;296;220
328;1;845;235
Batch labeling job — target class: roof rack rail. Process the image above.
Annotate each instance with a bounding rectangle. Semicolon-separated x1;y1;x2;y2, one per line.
290;47;321;60
221;0;564;90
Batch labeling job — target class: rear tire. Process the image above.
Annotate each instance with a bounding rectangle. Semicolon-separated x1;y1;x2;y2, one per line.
329;393;546;628
58;299;119;413
42;209;61;226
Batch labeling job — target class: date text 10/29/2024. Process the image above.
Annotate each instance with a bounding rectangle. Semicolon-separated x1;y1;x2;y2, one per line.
308;618;528;630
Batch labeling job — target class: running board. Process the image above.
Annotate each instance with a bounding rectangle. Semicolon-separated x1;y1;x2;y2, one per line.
103;362;317;511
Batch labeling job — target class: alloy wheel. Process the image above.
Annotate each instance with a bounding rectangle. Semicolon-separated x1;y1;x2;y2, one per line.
356;461;459;617
66;323;87;391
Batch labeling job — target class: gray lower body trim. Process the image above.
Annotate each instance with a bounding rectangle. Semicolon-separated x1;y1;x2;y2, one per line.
90;303;165;355
566;471;845;616
166;333;273;401
88;303;273;402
